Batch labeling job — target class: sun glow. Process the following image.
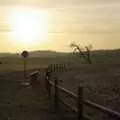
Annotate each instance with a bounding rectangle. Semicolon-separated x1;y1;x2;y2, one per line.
9;7;48;46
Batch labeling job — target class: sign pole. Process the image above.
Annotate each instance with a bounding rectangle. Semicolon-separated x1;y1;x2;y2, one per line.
24;57;27;81
21;51;29;82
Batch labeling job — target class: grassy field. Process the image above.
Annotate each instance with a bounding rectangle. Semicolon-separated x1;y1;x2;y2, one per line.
0;50;120;71
0;50;120;119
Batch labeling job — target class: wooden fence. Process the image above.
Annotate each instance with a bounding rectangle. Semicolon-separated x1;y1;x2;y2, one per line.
45;72;120;120
47;64;67;73
29;70;40;85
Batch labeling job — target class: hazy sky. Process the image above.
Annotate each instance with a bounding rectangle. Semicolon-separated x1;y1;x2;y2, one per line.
0;0;120;52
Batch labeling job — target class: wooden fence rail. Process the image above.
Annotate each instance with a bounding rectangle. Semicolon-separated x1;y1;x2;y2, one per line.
45;73;120;120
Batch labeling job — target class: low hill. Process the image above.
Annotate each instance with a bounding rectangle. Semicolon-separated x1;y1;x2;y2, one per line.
29;50;70;57
0;49;120;58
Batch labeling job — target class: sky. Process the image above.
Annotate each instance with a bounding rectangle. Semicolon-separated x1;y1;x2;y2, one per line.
0;0;120;52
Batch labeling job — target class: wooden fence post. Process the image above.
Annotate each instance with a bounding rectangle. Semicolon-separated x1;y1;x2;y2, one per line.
45;70;48;88
48;78;51;99
45;71;51;99
77;86;83;120
56;64;58;72
54;77;59;111
53;64;55;72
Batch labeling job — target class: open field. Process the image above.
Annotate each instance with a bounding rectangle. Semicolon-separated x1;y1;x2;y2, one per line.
0;50;120;119
0;49;120;71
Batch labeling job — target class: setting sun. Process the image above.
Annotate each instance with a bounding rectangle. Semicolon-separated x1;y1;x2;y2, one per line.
8;7;48;46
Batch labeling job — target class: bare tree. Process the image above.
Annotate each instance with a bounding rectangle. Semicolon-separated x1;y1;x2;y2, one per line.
70;42;92;64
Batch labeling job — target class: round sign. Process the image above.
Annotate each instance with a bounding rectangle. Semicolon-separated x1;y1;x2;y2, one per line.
21;51;29;58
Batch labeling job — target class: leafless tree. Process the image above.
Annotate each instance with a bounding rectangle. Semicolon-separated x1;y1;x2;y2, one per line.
70;42;92;64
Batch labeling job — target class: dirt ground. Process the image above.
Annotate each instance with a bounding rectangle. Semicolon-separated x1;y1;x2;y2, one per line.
0;70;49;120
0;69;77;120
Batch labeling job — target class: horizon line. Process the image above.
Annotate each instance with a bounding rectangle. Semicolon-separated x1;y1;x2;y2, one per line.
0;48;120;54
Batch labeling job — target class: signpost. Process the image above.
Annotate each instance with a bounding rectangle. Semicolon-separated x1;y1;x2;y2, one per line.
21;50;29;81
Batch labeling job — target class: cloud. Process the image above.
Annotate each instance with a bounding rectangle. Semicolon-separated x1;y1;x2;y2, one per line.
0;0;120;8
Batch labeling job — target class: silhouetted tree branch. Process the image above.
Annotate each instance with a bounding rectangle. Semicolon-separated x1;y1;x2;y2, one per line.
70;42;92;64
